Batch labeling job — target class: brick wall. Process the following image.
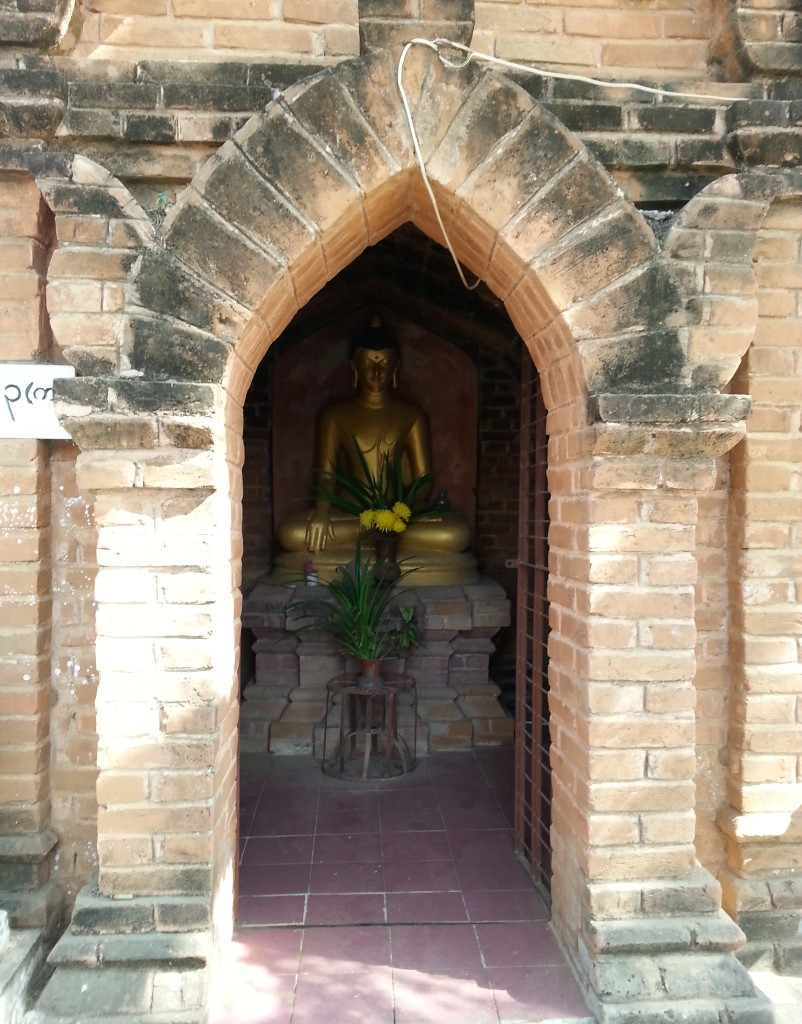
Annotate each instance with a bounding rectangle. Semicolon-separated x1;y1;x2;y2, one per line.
473;0;717;78
49;447;99;901
693;458;730;876
74;0;360;61
0;174;54;840
724;196;802;893
63;0;729;79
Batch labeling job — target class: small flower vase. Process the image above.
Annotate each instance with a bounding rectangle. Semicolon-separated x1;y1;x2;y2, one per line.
373;532;401;587
357;657;383;692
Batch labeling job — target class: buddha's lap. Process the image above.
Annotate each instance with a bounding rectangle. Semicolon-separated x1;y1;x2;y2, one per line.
277;510;469;553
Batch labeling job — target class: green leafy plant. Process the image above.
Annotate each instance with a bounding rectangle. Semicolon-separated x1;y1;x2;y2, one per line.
314;439;437;535
386;604;420;657
288;541;418;660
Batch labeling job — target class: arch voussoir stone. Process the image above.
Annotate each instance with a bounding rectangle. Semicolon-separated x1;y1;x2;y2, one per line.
425;72;536;193
162;190;284;312
456;104;580;233
497;153;621;264
565;261;684;345
283;69;400;194
133;249;249;346
127;314;232;384
532;203;658;312
236;104;369;278
333;50;416;170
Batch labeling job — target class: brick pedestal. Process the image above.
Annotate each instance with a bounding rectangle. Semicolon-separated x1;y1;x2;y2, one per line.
241;578;513;755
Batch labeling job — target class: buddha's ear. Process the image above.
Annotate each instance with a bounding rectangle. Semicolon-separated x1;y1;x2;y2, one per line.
350;360;358;389
392;365;398;389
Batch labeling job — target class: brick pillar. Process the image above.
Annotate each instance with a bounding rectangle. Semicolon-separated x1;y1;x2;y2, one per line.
37;383;239;1019
720;197;802;974
549;394;770;1024
0;173;60;934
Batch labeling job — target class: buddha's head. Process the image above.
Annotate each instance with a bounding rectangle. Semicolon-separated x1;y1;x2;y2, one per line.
349;316;399;394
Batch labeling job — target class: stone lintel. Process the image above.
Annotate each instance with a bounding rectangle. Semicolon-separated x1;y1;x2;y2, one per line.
588;392;751;458
55;376;220;421
590;392;751;426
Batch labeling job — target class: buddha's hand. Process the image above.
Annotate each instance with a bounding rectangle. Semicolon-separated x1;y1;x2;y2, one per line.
305;512;335;554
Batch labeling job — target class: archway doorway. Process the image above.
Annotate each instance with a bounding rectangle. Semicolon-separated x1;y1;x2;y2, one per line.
224;225;572;1022
238;219;547;805
240;223;526;740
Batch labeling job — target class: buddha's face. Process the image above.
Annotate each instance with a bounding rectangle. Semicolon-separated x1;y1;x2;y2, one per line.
351;347;398;393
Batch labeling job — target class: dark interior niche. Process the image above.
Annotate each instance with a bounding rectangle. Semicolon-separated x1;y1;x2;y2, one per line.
241;224;525;681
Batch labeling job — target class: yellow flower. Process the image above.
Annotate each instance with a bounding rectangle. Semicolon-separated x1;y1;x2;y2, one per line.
391;517;407;533
392;501;411;520
359;509;375;529
374;508;396;532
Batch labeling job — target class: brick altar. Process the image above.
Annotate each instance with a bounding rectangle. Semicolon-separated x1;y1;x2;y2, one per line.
241;579;513;755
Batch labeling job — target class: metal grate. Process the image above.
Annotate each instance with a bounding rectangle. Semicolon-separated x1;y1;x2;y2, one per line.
514;353;552;901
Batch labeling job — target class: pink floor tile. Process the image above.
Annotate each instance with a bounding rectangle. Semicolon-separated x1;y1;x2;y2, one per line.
392;967;499;1024
455;856;534;891
386;891;468;924
316;808;380;834
381;829;452;861
309;860;384;894
300;924;392;972
313;832;382;863
383;858;460;893
237;895;305;927
378;788;439;811
448;828;515;860
291;968;394;1024
463;887;550;923
229;752;590;1024
489;964;591;1022
380;805;445;831
241;835;314;866
440;804;510;830
390;924;484;972
238;862;312;896
250;811;318;837
305;893;386;926
212;973;295;1024
475;922;565;968
231;927;304;973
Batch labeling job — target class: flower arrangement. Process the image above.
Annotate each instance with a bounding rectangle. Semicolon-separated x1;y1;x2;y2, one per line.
314;437;437;536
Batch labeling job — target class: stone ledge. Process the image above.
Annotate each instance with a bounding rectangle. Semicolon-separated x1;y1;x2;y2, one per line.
589;392;751;427
48;931;211;968
69;880;211;935
0;832;58;863
587;909;745;955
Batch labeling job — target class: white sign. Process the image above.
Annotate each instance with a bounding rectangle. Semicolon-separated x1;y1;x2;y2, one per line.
0;364;76;440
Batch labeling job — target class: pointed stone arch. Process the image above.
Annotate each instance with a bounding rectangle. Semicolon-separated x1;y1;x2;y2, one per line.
123;45;690;415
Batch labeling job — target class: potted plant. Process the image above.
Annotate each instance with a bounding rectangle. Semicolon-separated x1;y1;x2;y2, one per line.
288;540;419;690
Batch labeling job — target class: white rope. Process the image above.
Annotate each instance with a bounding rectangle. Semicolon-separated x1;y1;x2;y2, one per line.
397;38;480;291
396;36;747;291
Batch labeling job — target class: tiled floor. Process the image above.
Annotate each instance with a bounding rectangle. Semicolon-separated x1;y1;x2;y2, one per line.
213;749;592;1024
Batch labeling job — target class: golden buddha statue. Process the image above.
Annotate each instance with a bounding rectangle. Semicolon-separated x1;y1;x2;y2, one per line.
273;318;478;586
